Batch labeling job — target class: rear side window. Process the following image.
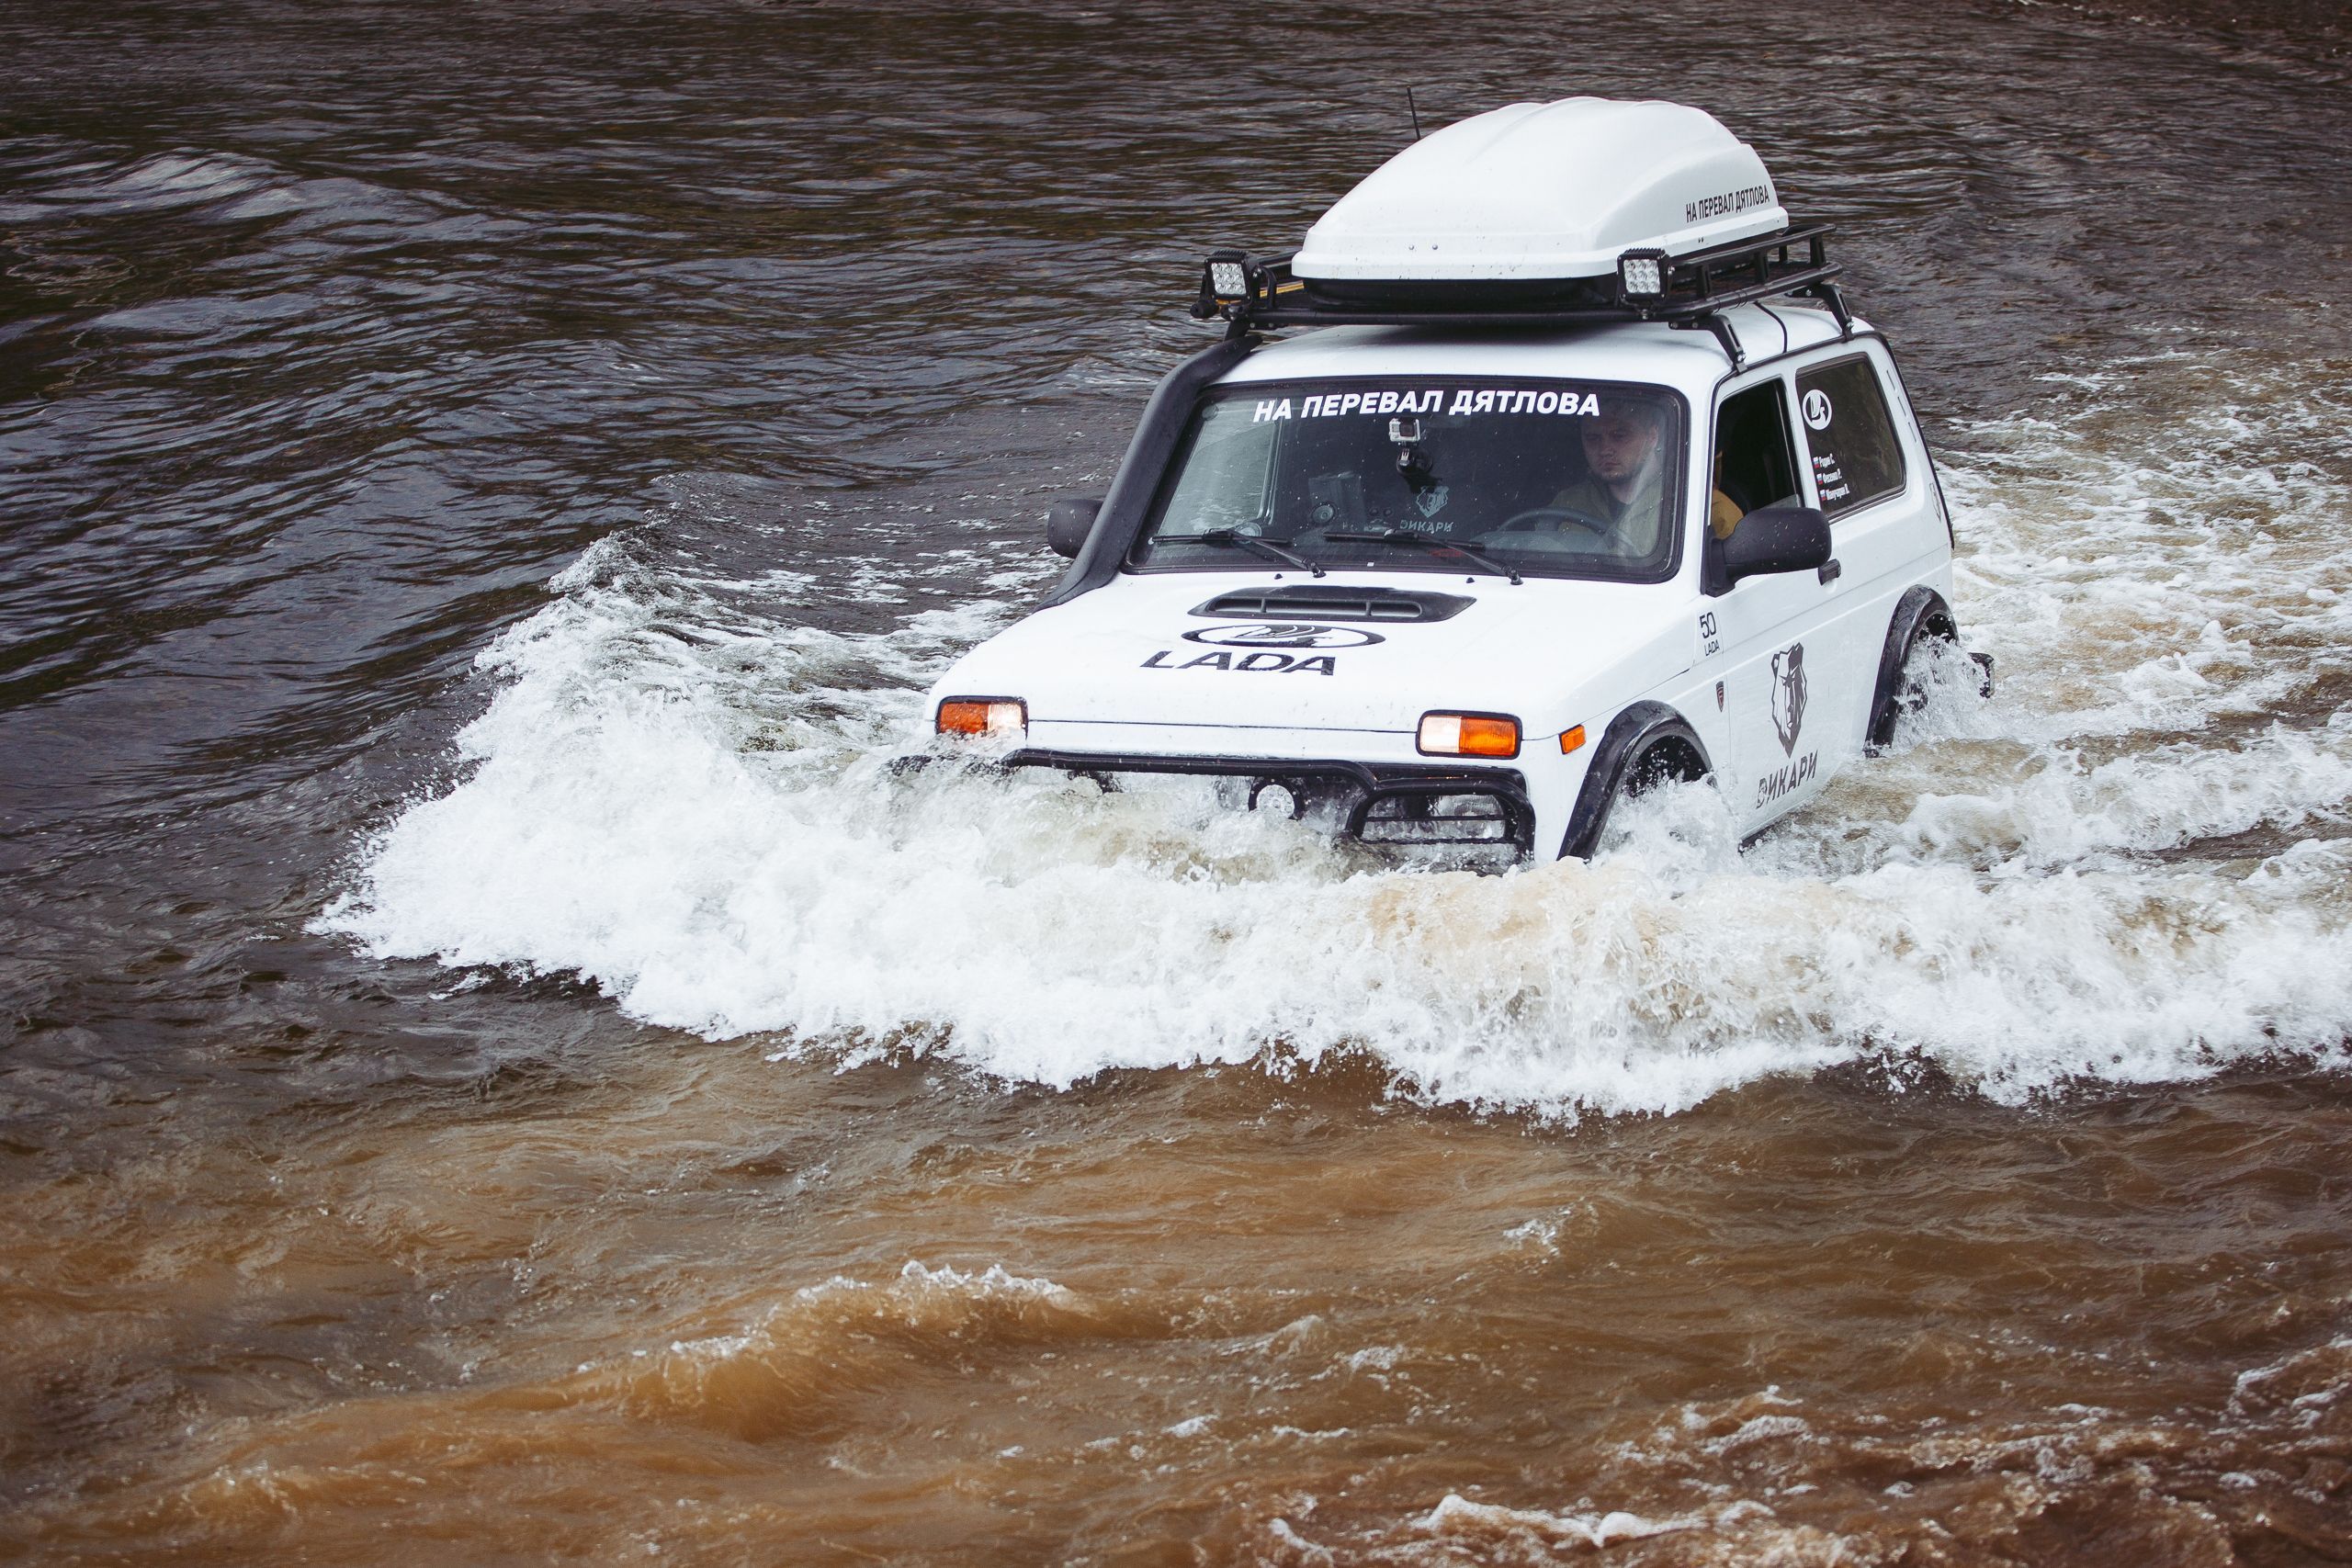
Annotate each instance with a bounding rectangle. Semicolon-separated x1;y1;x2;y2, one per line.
1794;355;1906;518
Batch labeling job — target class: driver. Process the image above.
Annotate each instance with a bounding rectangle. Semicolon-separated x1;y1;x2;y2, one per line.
1546;400;1667;553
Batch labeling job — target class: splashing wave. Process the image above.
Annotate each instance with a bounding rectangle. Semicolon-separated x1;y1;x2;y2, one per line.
319;351;2352;1116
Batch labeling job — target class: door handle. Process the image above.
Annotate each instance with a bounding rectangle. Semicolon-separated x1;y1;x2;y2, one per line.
1817;558;1842;586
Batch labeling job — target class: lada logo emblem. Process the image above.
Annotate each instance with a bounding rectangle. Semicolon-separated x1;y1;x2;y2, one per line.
1802;388;1834;431
1182;623;1385;649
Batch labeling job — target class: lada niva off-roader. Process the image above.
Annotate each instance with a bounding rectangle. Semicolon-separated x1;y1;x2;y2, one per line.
924;98;1978;864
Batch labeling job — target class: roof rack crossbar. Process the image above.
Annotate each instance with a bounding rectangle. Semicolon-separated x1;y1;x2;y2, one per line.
1674;312;1747;372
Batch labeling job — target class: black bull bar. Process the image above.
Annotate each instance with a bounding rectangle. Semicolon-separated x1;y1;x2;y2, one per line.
996;749;1536;854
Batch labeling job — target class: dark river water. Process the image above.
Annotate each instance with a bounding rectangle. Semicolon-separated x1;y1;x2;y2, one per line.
5;1;2351;1562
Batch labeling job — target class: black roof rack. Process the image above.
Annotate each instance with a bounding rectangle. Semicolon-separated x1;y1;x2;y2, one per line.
1189;222;1849;370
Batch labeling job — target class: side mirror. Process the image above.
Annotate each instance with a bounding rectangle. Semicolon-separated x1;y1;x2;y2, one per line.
1046;496;1102;559
1722;505;1832;584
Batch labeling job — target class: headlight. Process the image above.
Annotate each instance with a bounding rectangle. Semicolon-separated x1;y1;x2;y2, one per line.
936;697;1027;739
1416;712;1520;759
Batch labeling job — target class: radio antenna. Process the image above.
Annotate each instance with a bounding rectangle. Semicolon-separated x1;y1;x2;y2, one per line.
1406;85;1423;141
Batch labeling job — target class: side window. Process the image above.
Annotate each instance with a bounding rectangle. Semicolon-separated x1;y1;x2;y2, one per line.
1710;378;1799;538
1794;355;1905;518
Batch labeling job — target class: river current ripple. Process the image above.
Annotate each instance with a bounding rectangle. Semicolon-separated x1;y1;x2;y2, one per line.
3;2;2350;1562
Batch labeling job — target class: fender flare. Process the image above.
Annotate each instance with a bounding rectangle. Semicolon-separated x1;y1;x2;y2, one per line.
1865;586;1958;753
1557;701;1713;860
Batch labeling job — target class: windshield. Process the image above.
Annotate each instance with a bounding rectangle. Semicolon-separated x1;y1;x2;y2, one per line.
1132;379;1686;581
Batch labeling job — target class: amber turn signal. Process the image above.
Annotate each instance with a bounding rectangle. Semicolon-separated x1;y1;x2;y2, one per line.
936;697;1027;739
1559;725;1586;754
1417;712;1520;760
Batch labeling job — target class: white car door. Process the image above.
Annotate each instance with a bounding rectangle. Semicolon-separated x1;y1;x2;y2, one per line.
1700;369;1852;835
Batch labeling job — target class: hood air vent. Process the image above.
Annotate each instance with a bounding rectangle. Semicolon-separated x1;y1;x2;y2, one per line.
1189;585;1475;624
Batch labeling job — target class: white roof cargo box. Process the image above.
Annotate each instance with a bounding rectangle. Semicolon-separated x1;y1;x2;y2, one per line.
1292;98;1786;284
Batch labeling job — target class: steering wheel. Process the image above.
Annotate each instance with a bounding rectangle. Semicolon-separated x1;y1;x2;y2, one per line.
1477;506;1620;554
1491;505;1615;537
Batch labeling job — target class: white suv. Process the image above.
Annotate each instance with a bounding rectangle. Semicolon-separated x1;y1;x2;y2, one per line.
922;98;1976;863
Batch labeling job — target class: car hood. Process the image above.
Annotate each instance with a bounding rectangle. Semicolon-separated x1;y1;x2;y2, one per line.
928;570;1687;734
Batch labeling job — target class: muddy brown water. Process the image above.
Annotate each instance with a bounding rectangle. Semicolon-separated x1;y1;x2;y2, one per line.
3;2;2350;1562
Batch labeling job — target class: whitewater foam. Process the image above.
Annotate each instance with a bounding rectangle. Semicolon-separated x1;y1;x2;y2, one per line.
1418;1494;1700;1548
319;348;2352;1118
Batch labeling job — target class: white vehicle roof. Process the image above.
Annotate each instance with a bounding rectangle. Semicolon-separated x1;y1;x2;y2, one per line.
1294;98;1785;284
1215;304;1859;403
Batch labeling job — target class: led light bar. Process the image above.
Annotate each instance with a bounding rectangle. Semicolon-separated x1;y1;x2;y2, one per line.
1417;711;1520;760
936;697;1027;739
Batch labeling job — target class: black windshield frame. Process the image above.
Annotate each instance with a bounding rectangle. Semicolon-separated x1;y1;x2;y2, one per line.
1127;376;1692;585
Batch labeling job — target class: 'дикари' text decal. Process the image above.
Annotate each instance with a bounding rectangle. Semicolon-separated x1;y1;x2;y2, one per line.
1755;750;1817;808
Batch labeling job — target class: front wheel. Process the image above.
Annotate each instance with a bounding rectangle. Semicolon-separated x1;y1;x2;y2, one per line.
1573;738;1712;860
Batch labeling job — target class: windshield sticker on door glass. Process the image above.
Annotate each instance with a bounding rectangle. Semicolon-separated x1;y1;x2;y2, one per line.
1812;448;1850;506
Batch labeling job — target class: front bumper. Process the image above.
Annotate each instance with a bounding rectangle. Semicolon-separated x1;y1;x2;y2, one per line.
1001;748;1535;856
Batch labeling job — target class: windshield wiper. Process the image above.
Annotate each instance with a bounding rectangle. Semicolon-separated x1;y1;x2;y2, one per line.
1170;528;1325;578
1319;530;1522;585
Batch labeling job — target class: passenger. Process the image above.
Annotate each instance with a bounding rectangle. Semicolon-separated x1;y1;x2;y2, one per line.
1709;453;1744;538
